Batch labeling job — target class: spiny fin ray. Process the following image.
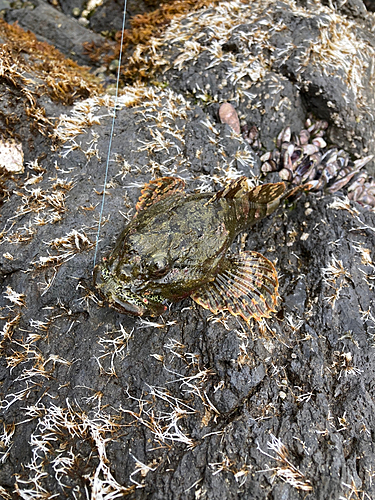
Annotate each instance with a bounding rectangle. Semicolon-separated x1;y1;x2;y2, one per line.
247;182;285;204
191;251;279;322
136;177;185;213
206;177;285;206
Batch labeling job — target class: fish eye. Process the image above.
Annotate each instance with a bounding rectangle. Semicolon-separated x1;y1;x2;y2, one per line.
148;253;169;277
118;263;132;277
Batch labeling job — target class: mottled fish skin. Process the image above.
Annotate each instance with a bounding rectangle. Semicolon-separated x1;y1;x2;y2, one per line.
94;177;285;320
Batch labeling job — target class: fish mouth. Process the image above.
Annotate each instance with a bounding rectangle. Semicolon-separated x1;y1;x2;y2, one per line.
93;263;167;317
109;295;147;316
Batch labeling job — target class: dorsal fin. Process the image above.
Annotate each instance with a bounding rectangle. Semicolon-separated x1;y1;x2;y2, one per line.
247;182;286;204
206;177;248;205
206;178;286;208
136;177;186;213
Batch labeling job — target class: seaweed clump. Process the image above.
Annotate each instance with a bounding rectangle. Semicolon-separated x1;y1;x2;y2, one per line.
0;19;102;139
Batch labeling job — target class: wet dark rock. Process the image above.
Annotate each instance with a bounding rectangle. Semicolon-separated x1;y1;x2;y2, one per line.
88;0;158;33
5;1;112;66
133;0;375;170
321;0;368;18
1;1;375;499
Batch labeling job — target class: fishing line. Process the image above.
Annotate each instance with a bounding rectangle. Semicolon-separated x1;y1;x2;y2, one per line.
93;0;128;270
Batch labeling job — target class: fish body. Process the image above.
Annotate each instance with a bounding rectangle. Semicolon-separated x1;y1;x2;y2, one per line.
94;177;285;321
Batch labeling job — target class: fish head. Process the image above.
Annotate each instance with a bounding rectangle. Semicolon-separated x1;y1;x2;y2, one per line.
94;254;168;317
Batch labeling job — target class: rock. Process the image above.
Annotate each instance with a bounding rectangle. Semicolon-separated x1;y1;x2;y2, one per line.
322;0;368;18
219;102;241;134
126;0;375;167
0;137;23;173
5;1;113;66
1;1;375;499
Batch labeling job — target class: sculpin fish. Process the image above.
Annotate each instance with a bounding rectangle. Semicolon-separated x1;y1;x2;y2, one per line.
94;176;285;322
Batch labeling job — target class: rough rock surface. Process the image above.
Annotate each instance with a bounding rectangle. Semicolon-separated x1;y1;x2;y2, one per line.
1;1;375;499
126;0;375;165
5;0;113;66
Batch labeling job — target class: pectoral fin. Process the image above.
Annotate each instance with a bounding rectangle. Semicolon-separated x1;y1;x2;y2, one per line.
191;251;279;322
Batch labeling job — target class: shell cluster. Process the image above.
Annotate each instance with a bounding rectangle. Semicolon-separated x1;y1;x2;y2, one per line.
258;120;374;208
217;102;374;210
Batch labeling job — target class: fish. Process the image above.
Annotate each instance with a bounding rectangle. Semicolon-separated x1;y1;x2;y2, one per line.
94;176;285;322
